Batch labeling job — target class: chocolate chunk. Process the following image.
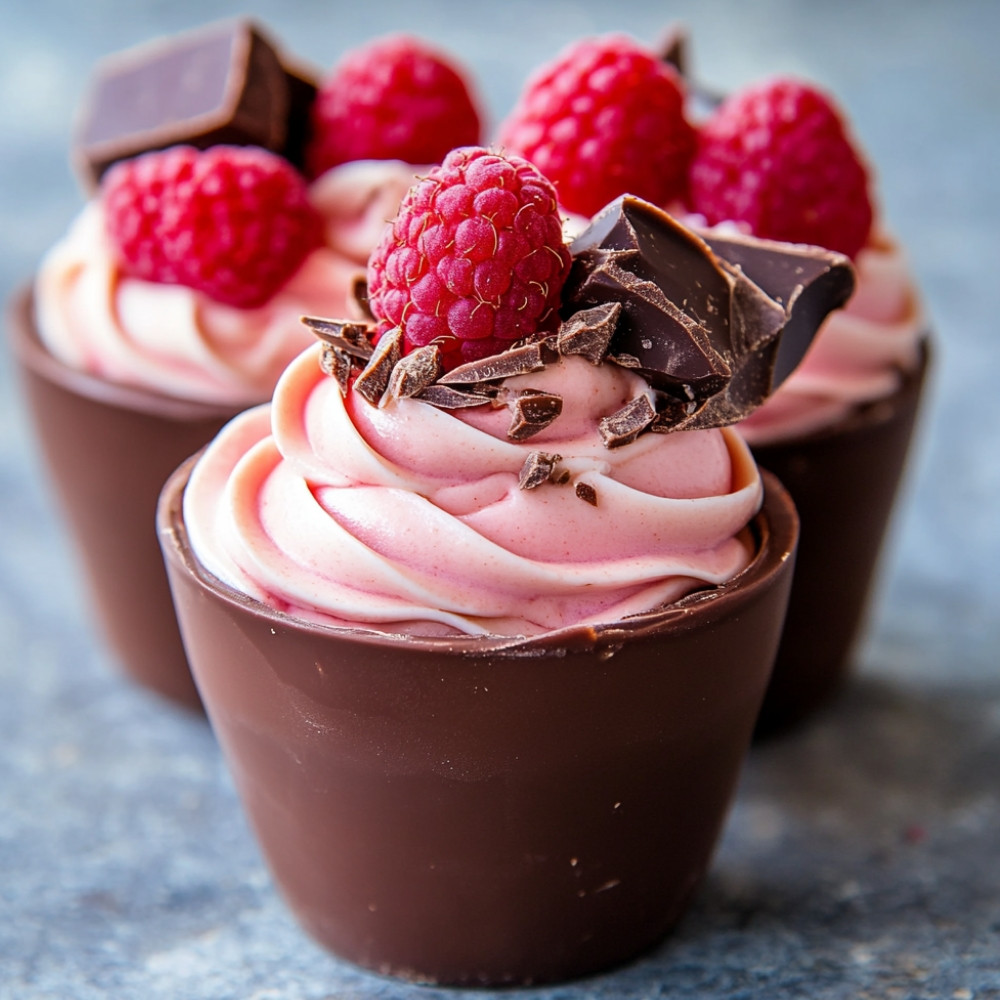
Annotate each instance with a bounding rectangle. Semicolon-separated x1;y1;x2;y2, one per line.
693;227;855;388
418;385;495;410
74;20;307;188
319;344;356;395
440;341;550;385
351;275;374;321
279;57;320;172
564;196;854;431
506;390;563;441
657;23;690;78
575;482;598;506
518;452;562;490
302;316;374;361
354;328;403;405
556;302;621;363
599;395;657;449
387;346;442;400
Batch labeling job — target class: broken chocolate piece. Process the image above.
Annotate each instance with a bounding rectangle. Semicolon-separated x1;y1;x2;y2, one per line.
386;346;442;400
694;227;856;388
74;20;302;188
354;329;403;405
506;390;563;441
575;482;598;506
599;395;657;449
556;302;621;363
518;451;562;490
279;57;320;172
351;275;374;321
418;385;495;410
302;316;374;361
564;196;854;431
319;345;356;395
440;341;550;385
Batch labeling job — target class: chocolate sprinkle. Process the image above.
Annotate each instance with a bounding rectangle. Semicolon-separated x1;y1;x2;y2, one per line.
386;345;442;400
302;316;374;360
354;328;403;405
575;482;598;506
440;341;549;385
518;451;562;490
556;302;621;363
599;394;658;449
506;390;563;441
418;385;496;410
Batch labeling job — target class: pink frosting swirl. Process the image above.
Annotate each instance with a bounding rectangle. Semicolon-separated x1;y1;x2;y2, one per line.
34;160;423;405
738;232;925;444
183;346;764;637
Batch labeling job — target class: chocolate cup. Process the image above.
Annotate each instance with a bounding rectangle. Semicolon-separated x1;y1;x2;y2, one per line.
7;287;242;709
159;458;798;986
751;340;931;735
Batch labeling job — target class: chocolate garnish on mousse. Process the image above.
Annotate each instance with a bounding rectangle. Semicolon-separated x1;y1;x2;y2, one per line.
563;195;855;431
518;451;562;490
74;19;318;188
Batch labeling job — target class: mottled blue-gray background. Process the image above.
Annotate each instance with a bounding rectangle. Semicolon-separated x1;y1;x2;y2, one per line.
1;1;998;998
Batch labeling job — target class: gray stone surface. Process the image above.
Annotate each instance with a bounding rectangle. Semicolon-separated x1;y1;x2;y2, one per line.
1;1;998;997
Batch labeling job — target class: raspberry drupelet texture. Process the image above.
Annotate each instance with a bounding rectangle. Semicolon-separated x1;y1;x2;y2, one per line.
367;147;572;369
306;34;482;179
689;77;874;258
497;34;696;219
103;145;322;309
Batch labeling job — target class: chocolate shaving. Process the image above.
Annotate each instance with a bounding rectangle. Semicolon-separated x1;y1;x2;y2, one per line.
319;344;355;395
354;328;403;405
575;482;598;506
518;451;562;490
556;302;620;363
599;395;657;449
506;390;563;441
302;316;374;360
386;345;442;400
418;385;495;410
440;341;549;385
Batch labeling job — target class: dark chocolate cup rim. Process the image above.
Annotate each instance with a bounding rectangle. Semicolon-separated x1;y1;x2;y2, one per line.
158;451;799;657
752;335;932;449
7;284;246;422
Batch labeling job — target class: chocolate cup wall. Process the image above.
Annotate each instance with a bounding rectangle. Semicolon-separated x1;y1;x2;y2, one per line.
751;341;931;735
159;458;798;987
7;287;241;709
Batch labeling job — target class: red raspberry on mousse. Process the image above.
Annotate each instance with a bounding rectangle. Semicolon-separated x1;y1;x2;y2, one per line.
367;146;572;369
306;34;482;178
497;34;696;218
689;76;874;258
103;145;323;309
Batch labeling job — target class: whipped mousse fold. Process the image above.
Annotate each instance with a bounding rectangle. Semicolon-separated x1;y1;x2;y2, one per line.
182;195;855;637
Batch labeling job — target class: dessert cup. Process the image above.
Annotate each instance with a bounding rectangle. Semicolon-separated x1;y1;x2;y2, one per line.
8;286;240;709
752;339;931;734
159;457;798;986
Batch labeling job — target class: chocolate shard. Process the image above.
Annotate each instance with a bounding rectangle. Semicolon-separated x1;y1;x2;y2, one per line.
74;19;311;189
599;394;657;449
439;341;549;385
518;451;562;490
319;345;356;395
386;346;442;400
693;227;855;388
575;482;599;506
505;390;563;441
418;385;495;410
302;316;374;361
354;328;403;406
351;275;374;321
563;196;855;432
278;57;320;172
556;302;621;363
657;23;690;78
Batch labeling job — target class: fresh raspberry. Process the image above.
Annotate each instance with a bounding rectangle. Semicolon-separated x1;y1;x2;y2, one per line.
104;145;323;309
306;34;482;179
367;146;572;368
689;77;874;258
497;35;696;218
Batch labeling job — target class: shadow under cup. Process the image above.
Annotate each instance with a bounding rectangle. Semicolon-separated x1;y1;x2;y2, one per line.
7;287;241;709
159;457;799;986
